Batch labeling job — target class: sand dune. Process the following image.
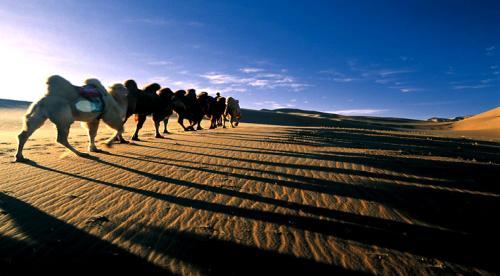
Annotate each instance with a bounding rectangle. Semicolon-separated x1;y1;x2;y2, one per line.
1;100;499;275
452;107;500;131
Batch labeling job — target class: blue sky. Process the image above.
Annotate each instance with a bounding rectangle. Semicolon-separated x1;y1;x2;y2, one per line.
0;0;498;119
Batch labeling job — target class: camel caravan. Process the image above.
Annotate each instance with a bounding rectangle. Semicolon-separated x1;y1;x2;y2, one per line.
14;75;241;162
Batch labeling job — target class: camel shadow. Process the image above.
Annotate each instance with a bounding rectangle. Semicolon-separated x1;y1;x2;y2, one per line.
0;192;165;275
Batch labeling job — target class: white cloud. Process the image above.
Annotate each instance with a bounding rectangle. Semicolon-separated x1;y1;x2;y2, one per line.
223;86;247;93
201;70;309;91
486;46;496;56
248;79;269;87
377;69;413;77
389;86;422;93
333;77;355;82
149;76;172;84
124;18;172;26
319;70;358;83
240;67;264;73
254;100;295;109
453;84;491;90
147;60;172;66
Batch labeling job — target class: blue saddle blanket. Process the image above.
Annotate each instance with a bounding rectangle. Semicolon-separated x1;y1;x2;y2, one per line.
75;85;105;113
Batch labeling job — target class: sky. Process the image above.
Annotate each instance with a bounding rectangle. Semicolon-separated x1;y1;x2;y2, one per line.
0;0;498;119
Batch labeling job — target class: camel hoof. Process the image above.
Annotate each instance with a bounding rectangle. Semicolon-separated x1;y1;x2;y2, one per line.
13;156;28;163
76;152;93;159
155;134;165;139
89;148;104;153
119;139;130;144
131;137;140;141
163;131;170;134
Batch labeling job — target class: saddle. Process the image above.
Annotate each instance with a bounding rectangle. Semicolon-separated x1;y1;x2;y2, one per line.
74;84;105;113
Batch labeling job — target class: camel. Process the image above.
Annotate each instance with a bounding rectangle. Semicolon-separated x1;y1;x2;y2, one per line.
197;92;225;129
14;75;127;162
215;96;226;128
224;97;241;128
167;89;204;131
119;80;174;141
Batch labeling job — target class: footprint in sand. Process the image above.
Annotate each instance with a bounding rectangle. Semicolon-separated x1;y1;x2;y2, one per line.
86;215;110;226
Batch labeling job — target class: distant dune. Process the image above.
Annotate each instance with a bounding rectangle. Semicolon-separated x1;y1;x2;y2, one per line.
242;108;426;131
0;98;31;109
452;107;500;131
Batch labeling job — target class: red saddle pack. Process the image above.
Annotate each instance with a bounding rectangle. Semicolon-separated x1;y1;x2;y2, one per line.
77;84;101;98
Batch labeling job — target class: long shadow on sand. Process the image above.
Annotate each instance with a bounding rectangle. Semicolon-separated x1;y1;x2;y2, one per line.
20;158;499;272
170;138;499;190
0;192;166;275
158;142;499;194
133;141;499;239
199;129;500;163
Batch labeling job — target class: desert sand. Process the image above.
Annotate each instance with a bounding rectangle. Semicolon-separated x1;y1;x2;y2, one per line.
1;100;499;275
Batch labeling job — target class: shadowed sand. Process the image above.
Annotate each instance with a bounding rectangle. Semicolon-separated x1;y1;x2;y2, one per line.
0;100;499;275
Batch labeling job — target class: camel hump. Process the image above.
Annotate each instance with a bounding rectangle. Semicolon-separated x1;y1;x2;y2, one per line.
143;83;161;94
125;79;139;90
197;91;208;98
85;78;108;97
45;75;79;101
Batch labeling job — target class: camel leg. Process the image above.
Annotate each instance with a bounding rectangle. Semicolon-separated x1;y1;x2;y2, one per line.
196;119;203;130
101;113;125;147
187;120;196;131
163;118;170;134
111;113;130;144
210;116;216;129
188;119;197;131
85;120;102;152
222;114;227;128
56;123;86;157
117;113;131;143
45;101;85;157
178;116;189;131
152;113;164;138
154;120;163;138
14;105;47;162
132;114;147;141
